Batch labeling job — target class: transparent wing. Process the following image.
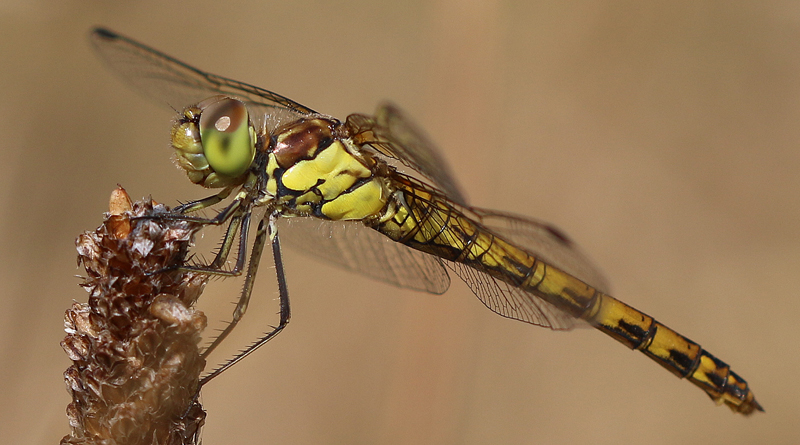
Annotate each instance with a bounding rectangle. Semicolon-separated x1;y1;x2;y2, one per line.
90;28;315;129
345;103;467;205
384;174;609;330
473;208;610;294
398;190;585;330
277;210;577;329
443;260;581;330
453;209;610;330
276;217;450;295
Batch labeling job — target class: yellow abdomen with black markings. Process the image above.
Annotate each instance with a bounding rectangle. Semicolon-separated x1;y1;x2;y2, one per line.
375;174;762;415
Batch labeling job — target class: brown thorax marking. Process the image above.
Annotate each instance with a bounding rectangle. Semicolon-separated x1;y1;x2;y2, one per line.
272;118;337;169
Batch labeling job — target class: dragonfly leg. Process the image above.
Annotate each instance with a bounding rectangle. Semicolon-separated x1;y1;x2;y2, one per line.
158;192;246;226
174;187;234;214
139;198;249;281
145;191;252;278
200;213;291;385
210;212;246;270
179;211;250;279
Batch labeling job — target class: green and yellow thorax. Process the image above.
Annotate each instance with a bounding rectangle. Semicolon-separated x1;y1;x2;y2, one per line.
264;117;390;220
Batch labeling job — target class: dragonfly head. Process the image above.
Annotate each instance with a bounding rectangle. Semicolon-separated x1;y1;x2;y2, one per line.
171;95;257;188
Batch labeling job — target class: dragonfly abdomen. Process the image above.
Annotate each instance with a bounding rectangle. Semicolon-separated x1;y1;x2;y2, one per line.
378;178;762;415
518;247;762;414
583;288;762;414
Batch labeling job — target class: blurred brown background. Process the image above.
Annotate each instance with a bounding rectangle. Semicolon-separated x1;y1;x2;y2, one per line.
1;1;797;444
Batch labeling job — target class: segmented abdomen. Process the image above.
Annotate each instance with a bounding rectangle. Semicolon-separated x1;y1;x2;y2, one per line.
376;175;762;415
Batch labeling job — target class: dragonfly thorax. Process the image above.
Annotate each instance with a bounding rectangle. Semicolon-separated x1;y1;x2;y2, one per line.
264;117;390;221
271;117;337;168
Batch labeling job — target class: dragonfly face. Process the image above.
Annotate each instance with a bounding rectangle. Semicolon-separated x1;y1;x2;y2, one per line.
91;27;762;415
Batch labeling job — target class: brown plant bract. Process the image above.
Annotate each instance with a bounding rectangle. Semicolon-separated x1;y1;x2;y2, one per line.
61;187;209;445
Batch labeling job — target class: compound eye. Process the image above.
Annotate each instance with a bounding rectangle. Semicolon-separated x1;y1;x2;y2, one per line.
198;96;256;178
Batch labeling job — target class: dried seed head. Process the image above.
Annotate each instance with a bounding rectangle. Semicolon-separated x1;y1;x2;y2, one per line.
62;186;208;445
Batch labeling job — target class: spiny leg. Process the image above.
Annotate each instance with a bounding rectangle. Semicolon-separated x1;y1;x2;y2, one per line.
211;213;245;270
163;193;255;355
180;212;249;279
163;192;246;226
174;187;234;214
156;190;250;277
200;212;271;360
183;212;253;359
146;197;249;281
200;213;291;385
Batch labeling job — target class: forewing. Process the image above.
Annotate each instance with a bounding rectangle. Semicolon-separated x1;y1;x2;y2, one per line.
90;28;314;129
345;103;467;205
276;217;450;295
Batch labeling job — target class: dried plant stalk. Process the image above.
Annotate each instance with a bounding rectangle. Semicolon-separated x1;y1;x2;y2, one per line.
61;187;209;445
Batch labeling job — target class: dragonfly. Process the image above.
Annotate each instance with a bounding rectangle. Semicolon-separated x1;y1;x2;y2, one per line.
90;27;762;415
